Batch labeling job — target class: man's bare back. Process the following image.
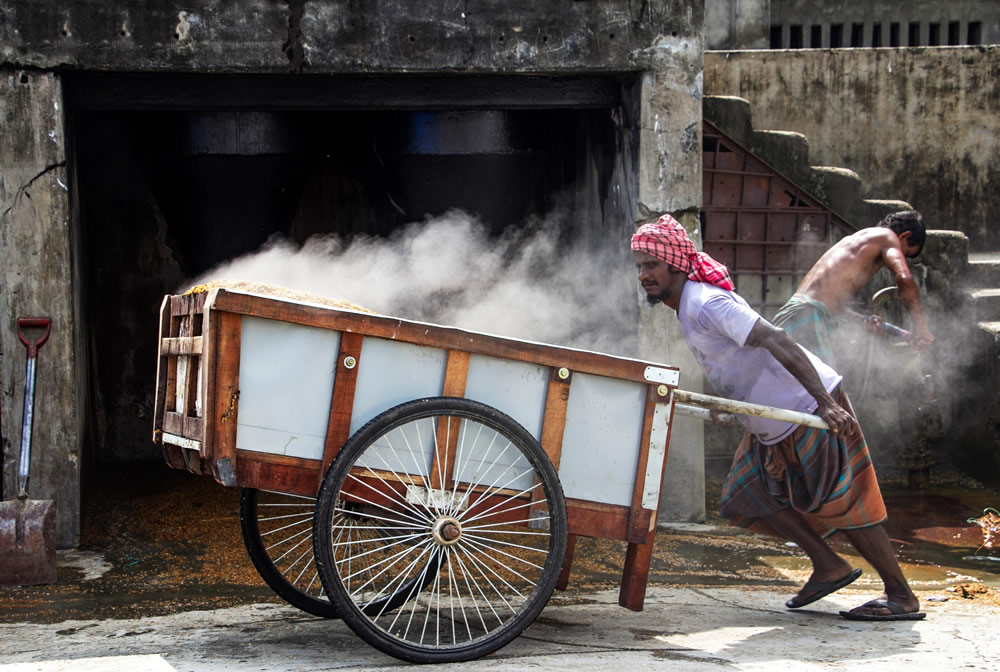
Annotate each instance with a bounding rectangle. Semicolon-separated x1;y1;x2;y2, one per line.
796;228;902;312
793;224;933;349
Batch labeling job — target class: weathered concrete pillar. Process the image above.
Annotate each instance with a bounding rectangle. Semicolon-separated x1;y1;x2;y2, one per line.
635;36;707;523
0;70;80;548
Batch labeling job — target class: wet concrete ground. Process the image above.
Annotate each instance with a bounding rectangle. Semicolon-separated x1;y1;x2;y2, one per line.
1;466;998;670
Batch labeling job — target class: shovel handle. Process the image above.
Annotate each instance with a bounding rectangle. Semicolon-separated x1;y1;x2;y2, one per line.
18;317;51;358
17;317;49;498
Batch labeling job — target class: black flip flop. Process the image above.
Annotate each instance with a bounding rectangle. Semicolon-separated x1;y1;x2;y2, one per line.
786;567;863;609
840;599;927;621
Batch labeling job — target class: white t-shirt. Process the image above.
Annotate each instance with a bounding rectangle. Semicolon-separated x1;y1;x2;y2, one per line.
677;282;843;445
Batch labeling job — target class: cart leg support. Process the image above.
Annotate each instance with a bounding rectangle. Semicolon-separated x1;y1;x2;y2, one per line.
556;534;577;591
618;531;654;611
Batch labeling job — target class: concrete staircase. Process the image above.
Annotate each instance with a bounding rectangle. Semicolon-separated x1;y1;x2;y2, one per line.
703;95;910;231
968;253;1000;330
968;254;1000;390
964;252;1000;482
704;94;1000;485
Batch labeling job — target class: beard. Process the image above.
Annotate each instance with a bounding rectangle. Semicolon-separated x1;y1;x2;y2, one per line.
645;291;662;306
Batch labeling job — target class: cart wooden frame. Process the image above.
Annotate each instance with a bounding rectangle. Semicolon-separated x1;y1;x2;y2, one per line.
152;288;682;660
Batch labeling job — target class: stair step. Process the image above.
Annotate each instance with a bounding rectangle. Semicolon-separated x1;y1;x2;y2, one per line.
968;254;1000;286
969;288;1000;322
811;166;861;207
861;198;915;224
703;94;913;230
754;130;810;165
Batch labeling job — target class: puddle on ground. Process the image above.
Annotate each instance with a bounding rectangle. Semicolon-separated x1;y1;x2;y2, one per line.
688;483;1000;591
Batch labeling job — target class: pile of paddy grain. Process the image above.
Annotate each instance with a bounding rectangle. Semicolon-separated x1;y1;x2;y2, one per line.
182;279;376;314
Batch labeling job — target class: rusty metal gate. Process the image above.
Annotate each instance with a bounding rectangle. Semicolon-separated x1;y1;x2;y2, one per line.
702;121;854;318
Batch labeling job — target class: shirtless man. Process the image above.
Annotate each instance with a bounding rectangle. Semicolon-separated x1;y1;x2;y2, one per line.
773;210;934;366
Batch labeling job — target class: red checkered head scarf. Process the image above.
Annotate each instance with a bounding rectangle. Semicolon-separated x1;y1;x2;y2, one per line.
630;214;735;291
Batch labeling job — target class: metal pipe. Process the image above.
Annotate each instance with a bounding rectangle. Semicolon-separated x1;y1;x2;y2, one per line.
674;403;736;425
672;389;830;430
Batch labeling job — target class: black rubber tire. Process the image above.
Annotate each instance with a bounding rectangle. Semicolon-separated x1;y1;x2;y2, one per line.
313;397;568;664
240;488;340;618
241;488;437;619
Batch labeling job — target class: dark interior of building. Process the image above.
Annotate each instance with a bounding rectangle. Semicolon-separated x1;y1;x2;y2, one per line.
65;73;638;476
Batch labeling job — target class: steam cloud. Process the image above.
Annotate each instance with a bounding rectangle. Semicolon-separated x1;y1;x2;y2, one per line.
182;209;640;357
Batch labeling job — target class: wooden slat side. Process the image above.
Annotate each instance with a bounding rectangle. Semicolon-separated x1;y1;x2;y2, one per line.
153;295;172;443
429;350;470;490
529;370;571;523
236;449;321;469
565;499;630;541
163;412;184;436
235;450;322;497
627;386;659;543
647;394;679;533
161;444;187;471
208;311;242;486
185;416;204;441
170;291;207;317
626;509;652;544
175;311;193;437
539;372;571;470
441;349;471;398
556;533;578;591
184;346;201;429
160;336;203;355
182;447;206;475
164;307;180;415
320;331;364;482
565;497;631;514
209;290;679;385
618;389;675;611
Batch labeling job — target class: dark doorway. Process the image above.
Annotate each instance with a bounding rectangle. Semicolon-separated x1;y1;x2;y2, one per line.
66;73;637;465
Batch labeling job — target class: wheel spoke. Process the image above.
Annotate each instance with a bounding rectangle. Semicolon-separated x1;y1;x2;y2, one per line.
240;489;336;618
343;470;433;528
313;398;566;663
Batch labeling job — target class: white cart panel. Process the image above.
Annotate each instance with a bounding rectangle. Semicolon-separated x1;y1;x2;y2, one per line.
465;354;548;440
236;316;341;459
558;373;645;507
350;337;448;435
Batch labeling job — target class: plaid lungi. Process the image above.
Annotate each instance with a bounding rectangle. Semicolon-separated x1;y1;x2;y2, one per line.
772;293;838;367
719;386;887;539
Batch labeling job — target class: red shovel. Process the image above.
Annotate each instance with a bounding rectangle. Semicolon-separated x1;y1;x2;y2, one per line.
0;317;57;586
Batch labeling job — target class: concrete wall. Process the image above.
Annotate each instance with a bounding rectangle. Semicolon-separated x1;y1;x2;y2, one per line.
771;0;1000;47
704;46;1000;249
2;1;698;74
705;0;771;50
708;1;1000;50
0;0;708;545
0;72;80;547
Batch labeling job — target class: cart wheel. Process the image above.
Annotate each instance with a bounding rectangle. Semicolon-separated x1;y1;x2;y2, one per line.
241;489;439;619
313;397;568;664
240;488;339;618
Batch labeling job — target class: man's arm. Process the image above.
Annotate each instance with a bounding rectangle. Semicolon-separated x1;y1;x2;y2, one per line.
881;245;934;351
745;319;856;436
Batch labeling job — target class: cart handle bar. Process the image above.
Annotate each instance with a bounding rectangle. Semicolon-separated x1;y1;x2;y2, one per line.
17;317;51;358
672;389;830;431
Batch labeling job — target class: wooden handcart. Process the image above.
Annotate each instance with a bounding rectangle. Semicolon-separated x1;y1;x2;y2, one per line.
152;287;683;663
